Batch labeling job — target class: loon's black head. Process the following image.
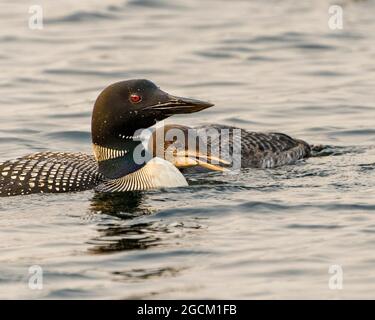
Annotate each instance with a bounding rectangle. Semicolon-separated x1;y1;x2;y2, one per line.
92;79;213;146
91;79;213;179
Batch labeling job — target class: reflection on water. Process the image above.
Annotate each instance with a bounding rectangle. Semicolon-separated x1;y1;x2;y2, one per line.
90;192;151;217
88;192;158;253
88;192;204;255
88;221;162;254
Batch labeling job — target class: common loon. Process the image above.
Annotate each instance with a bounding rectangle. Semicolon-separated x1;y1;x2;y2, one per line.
0;79;311;197
0;80;214;197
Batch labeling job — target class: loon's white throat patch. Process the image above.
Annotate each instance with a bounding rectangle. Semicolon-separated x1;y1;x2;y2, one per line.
95;157;188;192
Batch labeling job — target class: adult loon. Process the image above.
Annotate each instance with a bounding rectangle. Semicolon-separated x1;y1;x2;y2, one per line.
0;80;214;197
0;79;311;197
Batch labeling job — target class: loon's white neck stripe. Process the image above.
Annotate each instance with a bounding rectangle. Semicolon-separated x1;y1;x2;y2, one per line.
92;144;128;162
118;134;142;140
95;157;188;192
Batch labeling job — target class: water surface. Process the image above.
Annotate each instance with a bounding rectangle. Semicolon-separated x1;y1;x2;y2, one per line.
1;0;375;299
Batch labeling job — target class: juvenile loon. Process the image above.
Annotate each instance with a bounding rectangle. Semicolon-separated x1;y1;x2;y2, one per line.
150;124;311;171
0;79;311;197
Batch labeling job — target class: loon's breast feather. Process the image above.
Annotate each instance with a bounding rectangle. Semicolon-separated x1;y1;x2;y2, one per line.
95;157;188;193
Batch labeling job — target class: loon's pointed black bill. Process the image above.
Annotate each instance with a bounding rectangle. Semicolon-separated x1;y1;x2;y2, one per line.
146;94;214;115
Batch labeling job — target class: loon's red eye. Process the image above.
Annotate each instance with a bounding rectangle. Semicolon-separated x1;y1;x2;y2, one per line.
130;94;142;103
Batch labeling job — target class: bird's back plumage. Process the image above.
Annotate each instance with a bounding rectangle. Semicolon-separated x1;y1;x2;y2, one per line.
0;152;102;197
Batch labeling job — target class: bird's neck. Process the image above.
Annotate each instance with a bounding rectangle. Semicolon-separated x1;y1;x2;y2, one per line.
92;131;152;180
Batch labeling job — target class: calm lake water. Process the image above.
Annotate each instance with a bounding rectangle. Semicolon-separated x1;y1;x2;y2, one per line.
1;0;375;299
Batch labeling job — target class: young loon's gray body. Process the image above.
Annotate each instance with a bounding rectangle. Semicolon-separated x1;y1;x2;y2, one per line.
0;79;311;197
194;124;311;169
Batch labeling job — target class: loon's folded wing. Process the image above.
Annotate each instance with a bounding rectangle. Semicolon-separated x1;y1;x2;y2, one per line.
0;152;102;197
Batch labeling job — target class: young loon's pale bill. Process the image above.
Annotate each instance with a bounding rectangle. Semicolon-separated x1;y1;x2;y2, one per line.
170;150;230;172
